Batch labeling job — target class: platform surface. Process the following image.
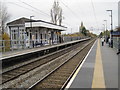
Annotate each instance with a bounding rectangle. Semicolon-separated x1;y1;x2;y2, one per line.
66;39;118;89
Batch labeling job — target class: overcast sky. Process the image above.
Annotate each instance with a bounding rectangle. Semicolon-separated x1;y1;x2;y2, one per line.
2;0;120;35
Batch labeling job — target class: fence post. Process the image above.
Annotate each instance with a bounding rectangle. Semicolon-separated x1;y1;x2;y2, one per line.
11;40;13;51
24;39;26;49
3;40;5;52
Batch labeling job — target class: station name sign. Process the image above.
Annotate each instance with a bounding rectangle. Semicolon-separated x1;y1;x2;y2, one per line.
112;31;120;37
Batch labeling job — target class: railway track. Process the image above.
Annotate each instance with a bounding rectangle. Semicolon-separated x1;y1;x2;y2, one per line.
1;39;90;85
28;39;96;90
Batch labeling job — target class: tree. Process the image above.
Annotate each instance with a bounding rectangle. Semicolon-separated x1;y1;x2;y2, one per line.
0;2;10;34
79;22;87;36
99;32;103;38
81;27;87;36
0;2;10;52
2;32;10;51
105;30;110;37
51;0;63;25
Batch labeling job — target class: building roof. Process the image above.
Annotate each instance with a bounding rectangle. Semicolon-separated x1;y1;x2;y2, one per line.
7;17;67;31
25;20;67;28
7;17;31;25
25;21;67;31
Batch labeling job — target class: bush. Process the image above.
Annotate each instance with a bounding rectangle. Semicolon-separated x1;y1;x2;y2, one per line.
2;32;10;52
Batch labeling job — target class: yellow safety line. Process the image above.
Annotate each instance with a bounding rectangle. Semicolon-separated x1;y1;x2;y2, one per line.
92;39;105;88
65;40;97;89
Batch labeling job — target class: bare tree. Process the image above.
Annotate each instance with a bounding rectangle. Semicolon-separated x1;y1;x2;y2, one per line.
51;0;63;25
0;2;10;34
58;8;62;26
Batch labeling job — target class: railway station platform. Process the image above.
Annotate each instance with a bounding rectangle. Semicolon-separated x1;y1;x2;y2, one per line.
66;39;119;89
1;38;90;61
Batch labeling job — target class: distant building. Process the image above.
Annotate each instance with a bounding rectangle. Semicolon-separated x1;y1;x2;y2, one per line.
118;1;120;27
7;17;66;49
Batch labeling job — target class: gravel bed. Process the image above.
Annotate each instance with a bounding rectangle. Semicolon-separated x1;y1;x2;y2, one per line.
30;39;95;89
1;40;91;89
2;46;69;73
39;83;62;88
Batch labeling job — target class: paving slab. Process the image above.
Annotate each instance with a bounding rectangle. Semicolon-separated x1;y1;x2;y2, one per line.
66;39;118;89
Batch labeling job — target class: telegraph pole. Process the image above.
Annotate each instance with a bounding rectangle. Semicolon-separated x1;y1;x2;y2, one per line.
71;28;72;41
106;10;113;48
30;16;34;48
30;16;34;28
104;20;107;42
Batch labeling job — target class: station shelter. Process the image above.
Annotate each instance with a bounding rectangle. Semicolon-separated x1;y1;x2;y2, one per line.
7;17;66;49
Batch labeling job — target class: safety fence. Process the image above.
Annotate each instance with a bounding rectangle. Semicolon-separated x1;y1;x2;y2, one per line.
1;36;86;52
0;39;58;52
113;37;120;50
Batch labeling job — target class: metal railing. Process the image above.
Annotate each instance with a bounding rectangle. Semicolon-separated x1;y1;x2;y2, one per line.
0;40;10;52
1;36;86;52
113;37;120;50
0;40;50;52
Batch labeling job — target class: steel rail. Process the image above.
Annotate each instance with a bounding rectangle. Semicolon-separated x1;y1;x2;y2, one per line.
28;39;96;90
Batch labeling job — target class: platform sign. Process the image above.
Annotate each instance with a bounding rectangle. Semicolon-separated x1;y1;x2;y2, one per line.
112;31;120;37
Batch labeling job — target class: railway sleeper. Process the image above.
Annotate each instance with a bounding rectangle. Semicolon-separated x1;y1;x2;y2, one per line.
54;71;72;75
62;64;79;69
2;76;12;82
37;83;62;88
2;80;7;84
58;68;74;71
41;79;65;85
2;74;16;78
51;73;70;78
19;67;31;71
44;79;65;83
4;72;21;77
2;78;7;82
51;70;71;74
11;70;27;74
43;80;64;85
14;68;29;72
48;76;68;80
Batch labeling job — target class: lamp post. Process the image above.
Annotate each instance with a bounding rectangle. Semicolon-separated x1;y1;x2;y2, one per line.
71;28;72;41
104;20;107;30
103;24;105;37
106;10;113;48
104;20;107;43
30;16;34;28
30;16;34;48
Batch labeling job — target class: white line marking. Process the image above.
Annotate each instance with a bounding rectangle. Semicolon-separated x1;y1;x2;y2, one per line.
65;40;97;89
